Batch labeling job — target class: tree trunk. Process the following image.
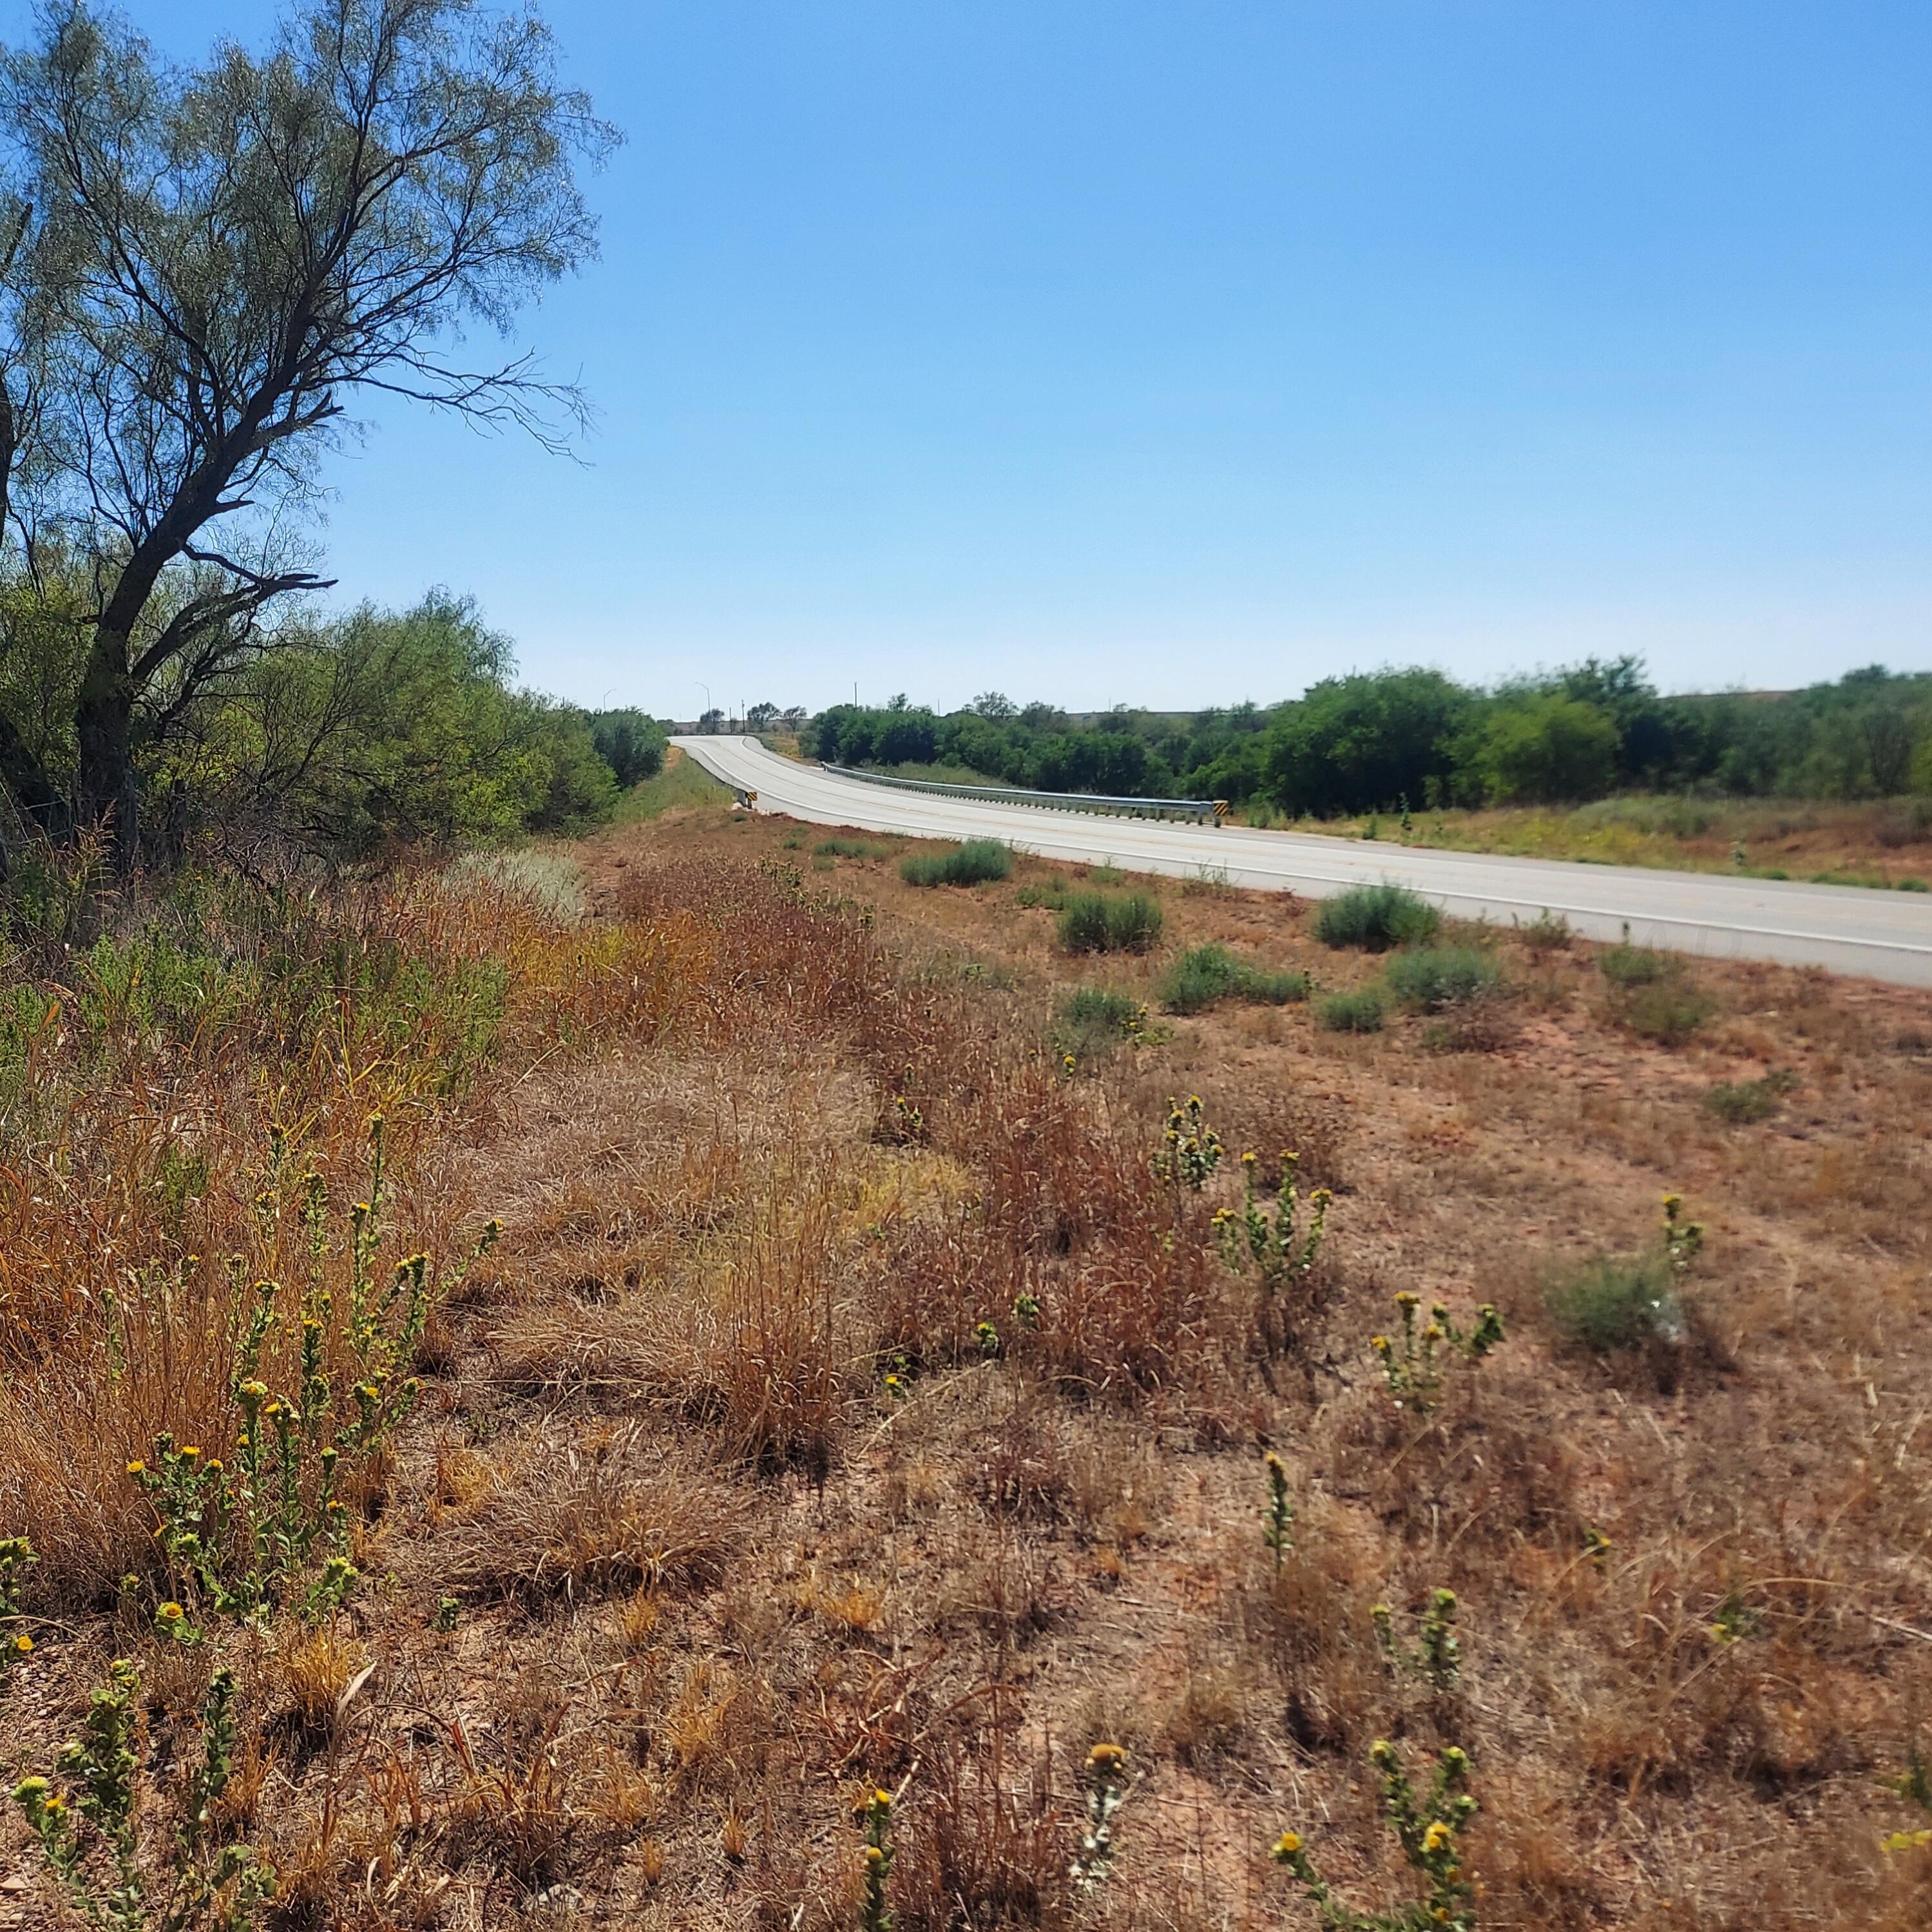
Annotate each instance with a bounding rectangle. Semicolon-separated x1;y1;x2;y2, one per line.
74;633;138;872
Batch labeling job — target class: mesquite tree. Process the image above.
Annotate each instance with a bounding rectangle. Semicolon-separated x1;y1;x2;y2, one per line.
0;0;615;866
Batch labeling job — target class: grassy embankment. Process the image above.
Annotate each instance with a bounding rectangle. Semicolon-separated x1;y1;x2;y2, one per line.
1245;793;1932;888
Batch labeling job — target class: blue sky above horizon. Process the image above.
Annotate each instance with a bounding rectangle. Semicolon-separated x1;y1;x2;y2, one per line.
8;1;1932;716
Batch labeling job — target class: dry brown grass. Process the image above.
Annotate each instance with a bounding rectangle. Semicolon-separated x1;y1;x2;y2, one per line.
0;815;1927;1929
438;1432;740;1604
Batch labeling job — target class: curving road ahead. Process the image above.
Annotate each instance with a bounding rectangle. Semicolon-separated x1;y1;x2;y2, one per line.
673;736;1932;988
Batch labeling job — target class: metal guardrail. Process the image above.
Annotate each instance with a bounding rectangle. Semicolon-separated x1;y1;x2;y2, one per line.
820;763;1225;824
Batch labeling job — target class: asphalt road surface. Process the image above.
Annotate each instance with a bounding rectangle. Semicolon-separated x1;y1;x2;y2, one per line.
673;736;1932;988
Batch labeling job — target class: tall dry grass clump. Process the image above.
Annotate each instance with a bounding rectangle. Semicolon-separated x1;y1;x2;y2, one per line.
0;860;723;1607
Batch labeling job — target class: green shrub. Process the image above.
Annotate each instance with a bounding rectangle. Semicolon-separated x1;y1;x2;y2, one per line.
1545;1256;1681;1352
1383;946;1505;1013
1312;883;1439;950
1596;926;1713;1044
1239;965;1313;1004
900;839;1012;887
1057;892;1164;954
816;836;891;860
1600;939;1668;986
1317;987;1384;1033
1705;1069;1795;1123
1159;944;1310;1015
1053;986;1147;1060
1160;942;1242;1013
1015;877;1069;910
587;707;669;787
1057;894;1113;952
1623;981;1715;1046
1473;691;1620;803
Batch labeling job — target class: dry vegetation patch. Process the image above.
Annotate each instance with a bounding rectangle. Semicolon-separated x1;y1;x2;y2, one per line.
0;812;1926;1928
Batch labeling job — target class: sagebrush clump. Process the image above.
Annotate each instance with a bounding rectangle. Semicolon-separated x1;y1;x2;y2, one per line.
1317;986;1384;1033
1383;945;1505;1014
1312;883;1440;950
1158;943;1308;1015
1058;890;1163;953
899;838;1011;887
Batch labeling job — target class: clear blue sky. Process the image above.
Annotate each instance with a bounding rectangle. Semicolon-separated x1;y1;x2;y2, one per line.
10;2;1932;715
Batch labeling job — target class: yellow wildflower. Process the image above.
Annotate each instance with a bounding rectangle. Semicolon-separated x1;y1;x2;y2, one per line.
1423;1821;1452;1853
1272;1830;1301;1859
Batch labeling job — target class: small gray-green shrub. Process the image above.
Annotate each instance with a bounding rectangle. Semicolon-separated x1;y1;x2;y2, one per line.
1383;946;1505;1014
1058;892;1163;955
1622;980;1714;1046
1312;884;1439;950
1598;930;1713;1044
1515;909;1572;953
1054;986;1147;1060
900;839;1012;887
1158;944;1310;1015
1545;1255;1682;1352
1599;940;1668;987
1317;987;1384;1033
1705;1068;1796;1124
1546;1194;1704;1359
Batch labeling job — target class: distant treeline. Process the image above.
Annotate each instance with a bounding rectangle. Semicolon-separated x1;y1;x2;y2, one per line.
807;662;1932;814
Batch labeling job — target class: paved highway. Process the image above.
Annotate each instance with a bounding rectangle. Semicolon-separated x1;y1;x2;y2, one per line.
673;736;1932;988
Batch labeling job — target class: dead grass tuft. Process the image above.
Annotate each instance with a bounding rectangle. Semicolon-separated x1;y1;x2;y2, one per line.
441;1434;740;1603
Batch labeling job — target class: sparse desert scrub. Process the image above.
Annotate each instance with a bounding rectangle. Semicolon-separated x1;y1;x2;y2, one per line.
0;807;1928;1929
